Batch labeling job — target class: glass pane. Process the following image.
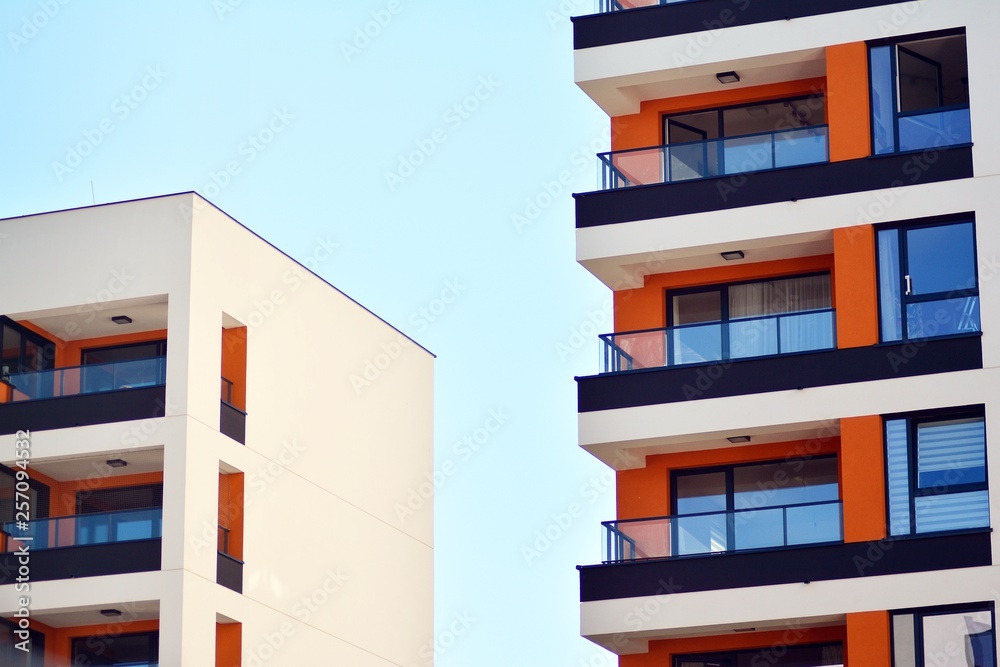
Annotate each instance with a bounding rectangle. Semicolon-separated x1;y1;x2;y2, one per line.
668;141;716;181
676;514;727;555
906;222;976;296
723;134;772;174
734;459;839;509
82;341;164;364
922;611;993;667
733;507;783;550
870;45;897;155
878;228;903;341
728;318;777;359
917;418;985;489
667;111;719;142
602;330;666;372
673;291;721;324
729;275;831;318
915;489;989;533
898;46;942;112
671;324;722;365
785;502;841;545
886;419;912;536
893;614;917;667
676;472;726;514
898;108;971;151
779;310;835;353
905;297;980;339
609;518;671;560
774;126;828;168
609;147;665;187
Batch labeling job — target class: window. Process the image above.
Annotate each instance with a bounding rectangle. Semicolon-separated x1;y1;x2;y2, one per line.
892;605;995;667
672;457;840;556
663;95;828;180
668;273;834;364
675;643;843;667
885;408;989;536
0;618;44;666
80;339;167;393
870;31;971;154
877;217;979;342
71;631;158;665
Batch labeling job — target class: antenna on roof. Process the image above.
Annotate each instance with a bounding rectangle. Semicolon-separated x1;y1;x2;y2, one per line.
90;180;96;205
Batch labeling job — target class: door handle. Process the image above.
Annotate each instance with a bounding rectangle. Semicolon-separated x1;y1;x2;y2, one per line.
905;274;912;295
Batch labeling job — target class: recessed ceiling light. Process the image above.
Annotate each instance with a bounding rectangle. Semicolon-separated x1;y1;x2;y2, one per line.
727;435;752;444
716;71;740;84
106;459;128;468
100;609;122;617
111;315;133;325
721;250;745;261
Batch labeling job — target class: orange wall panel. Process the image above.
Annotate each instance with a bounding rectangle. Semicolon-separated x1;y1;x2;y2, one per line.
611;78;827;151
846;611;891;667
617;438;840;520
840;416;886;543
218;472;245;560
216;622;242;667
221;326;248;410
833;226;878;348
614;255;835;333
827;42;871;162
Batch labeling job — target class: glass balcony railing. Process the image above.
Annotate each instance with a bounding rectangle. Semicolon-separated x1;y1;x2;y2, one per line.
598;125;829;190
0;356;166;402
1;507;163;551
603;500;843;563
597;0;700;12
897;106;971;153
599;308;835;373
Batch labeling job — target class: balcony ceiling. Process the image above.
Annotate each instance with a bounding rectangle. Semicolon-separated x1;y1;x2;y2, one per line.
32;600;159;628
12;447;164;482
576;46;826;116
10;295;168;341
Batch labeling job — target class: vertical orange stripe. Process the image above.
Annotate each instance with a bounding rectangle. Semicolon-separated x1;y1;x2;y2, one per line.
827;42;872;162
846;611;891;667
841;416;886;543
216;622;242;667
833;226;879;348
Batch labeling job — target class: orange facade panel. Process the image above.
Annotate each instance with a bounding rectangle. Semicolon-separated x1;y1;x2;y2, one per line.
827;43;872;162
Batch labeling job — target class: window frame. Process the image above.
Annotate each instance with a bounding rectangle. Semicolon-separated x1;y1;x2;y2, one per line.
670;454;841;555
883;405;989;538
80;339;167;365
867;28;971;155
891;602;996;667
874;214;979;344
661;94;827;146
673;641;844;667
0;316;56;377
70;630;159;665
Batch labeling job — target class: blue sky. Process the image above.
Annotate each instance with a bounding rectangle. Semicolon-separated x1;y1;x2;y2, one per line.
0;1;617;665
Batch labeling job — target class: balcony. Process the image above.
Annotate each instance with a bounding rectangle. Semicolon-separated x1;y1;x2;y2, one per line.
604;500;842;562
220;376;246;444
574;0;908;47
0;357;167;435
600;309;835;373
217;524;244;593
0;508;162;583
599;126;828;190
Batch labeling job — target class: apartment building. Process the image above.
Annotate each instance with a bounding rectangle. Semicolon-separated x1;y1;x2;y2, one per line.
0;193;434;665
571;1;997;665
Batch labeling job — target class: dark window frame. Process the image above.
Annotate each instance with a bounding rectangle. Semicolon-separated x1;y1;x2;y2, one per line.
867;28;971;155
883;404;989;538
670;454;841;555
80;339;167;366
70;630;159;665
673;641;844;667
661;93;827;146
890;602;996;667
0;316;56;377
874;213;979;344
